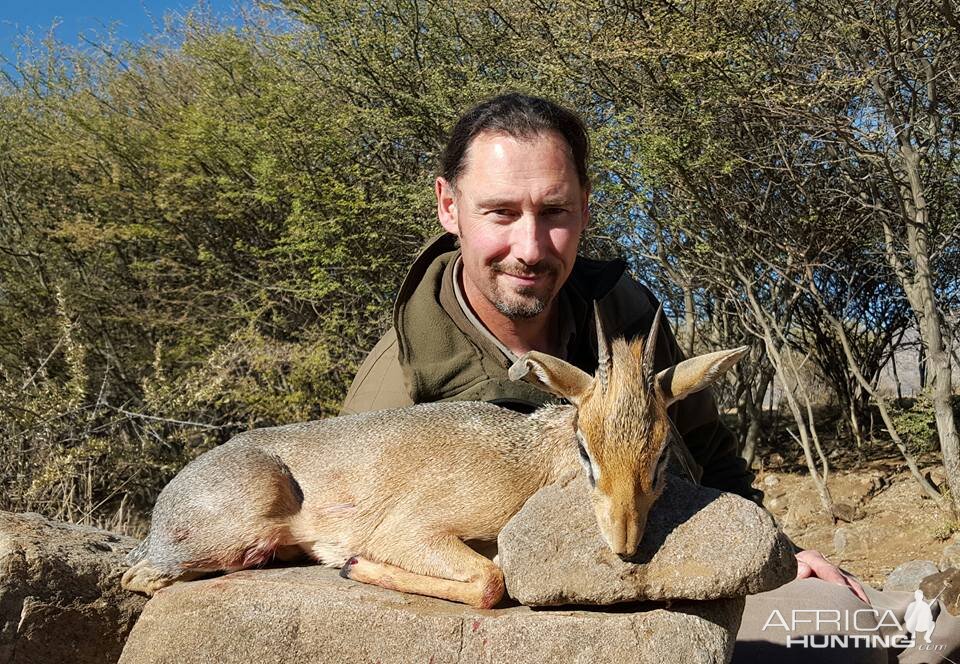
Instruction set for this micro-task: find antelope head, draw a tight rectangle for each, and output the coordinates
[509,304,748,558]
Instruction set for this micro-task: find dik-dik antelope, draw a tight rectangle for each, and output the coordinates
[122,307,747,608]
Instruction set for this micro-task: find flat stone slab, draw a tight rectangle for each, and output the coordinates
[498,473,796,605]
[0,511,146,664]
[119,566,744,664]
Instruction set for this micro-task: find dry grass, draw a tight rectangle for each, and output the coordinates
[0,295,226,536]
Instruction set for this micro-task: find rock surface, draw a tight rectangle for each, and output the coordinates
[920,567,960,616]
[883,559,940,592]
[0,510,146,664]
[119,566,744,664]
[833,527,850,554]
[941,543,960,571]
[498,473,796,606]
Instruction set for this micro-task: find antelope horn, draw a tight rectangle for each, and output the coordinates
[594,302,611,391]
[643,304,663,391]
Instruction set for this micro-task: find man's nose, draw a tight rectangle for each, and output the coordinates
[510,215,547,266]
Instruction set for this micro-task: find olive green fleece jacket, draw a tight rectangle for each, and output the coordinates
[341,234,762,504]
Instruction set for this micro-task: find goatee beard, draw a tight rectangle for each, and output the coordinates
[493,294,547,319]
[490,260,558,319]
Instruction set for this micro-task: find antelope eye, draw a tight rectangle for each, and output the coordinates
[576,431,596,488]
[653,447,670,484]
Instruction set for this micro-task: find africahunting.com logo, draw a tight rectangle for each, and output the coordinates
[762,592,947,656]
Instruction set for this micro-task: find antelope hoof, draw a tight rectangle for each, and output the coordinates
[340,556,359,579]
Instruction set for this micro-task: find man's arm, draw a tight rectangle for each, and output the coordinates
[340,328,414,416]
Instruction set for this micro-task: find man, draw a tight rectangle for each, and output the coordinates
[341,93,757,499]
[341,93,954,662]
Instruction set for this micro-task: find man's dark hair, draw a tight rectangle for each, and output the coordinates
[440,93,590,189]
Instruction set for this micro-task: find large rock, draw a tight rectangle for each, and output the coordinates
[920,567,960,616]
[498,473,796,606]
[0,511,147,664]
[120,566,743,664]
[941,542,960,571]
[883,559,940,592]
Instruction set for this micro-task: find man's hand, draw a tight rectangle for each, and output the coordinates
[796,549,870,604]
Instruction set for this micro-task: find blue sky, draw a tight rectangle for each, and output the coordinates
[1,1,236,68]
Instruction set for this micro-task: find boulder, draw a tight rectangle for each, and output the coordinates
[941,542,960,571]
[920,567,960,616]
[765,495,786,513]
[498,473,796,606]
[833,527,851,555]
[0,510,146,664]
[119,566,744,664]
[883,559,940,592]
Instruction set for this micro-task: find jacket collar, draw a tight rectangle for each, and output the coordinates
[393,233,629,403]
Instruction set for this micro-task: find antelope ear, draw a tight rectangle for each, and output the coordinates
[656,346,749,406]
[509,351,594,404]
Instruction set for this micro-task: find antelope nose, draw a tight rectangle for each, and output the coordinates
[616,542,639,561]
[607,534,636,558]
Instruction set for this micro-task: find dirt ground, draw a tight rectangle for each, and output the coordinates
[754,452,956,588]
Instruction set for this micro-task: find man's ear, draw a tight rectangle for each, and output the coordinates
[509,351,594,405]
[580,185,591,232]
[436,177,459,235]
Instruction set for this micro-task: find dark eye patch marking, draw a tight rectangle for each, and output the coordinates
[576,430,596,488]
[655,448,670,479]
[651,436,673,488]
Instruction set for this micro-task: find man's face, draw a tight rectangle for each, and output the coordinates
[436,130,590,320]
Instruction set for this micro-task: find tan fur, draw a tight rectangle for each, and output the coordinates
[121,318,747,609]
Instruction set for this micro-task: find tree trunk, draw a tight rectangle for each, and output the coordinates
[919,307,960,510]
[806,266,950,510]
[740,366,772,468]
[738,271,834,517]
[891,350,904,401]
[827,304,947,509]
[904,203,960,513]
[877,132,960,512]
[849,398,864,450]
[682,286,696,357]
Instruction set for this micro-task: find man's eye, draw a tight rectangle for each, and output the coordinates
[544,207,567,215]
